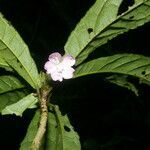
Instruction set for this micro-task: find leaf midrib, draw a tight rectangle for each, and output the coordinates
[54,106,64,150]
[74,66,150,83]
[0,21,38,88]
[76,1,146,58]
[94,0,107,30]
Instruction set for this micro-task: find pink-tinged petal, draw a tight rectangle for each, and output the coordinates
[44,53,76,81]
[48,52,62,64]
[44,61,56,74]
[62,67,75,79]
[51,72,63,82]
[62,54,75,67]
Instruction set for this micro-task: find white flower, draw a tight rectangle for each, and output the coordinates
[44,52,75,81]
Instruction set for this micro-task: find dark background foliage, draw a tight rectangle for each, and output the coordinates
[0,0,149,149]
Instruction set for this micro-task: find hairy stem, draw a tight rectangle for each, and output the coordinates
[31,86,52,150]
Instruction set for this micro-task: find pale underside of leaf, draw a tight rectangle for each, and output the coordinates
[106,75,138,96]
[46,105,81,150]
[0,13,41,89]
[1,93,38,116]
[0,90,26,112]
[74,54,150,83]
[65,0,150,65]
[0,75,24,94]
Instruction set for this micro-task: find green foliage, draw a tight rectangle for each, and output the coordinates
[0,13,41,89]
[0,90,26,112]
[0,75,24,94]
[46,105,81,150]
[106,75,138,96]
[20,105,81,150]
[75,54,150,82]
[1,93,38,116]
[0,57,12,71]
[65,0,150,65]
[20,111,40,150]
[0,0,150,149]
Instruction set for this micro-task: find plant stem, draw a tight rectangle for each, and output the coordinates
[31,86,52,150]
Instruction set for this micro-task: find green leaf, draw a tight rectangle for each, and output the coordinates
[2,93,38,116]
[0,90,26,112]
[74,54,150,83]
[64,0,150,65]
[139,78,150,86]
[106,75,138,96]
[20,110,40,150]
[0,13,41,89]
[46,105,81,150]
[0,57,12,71]
[0,75,24,94]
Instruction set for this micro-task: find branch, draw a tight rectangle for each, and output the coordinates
[31,86,52,150]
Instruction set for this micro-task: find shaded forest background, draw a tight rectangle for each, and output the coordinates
[0,0,150,149]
